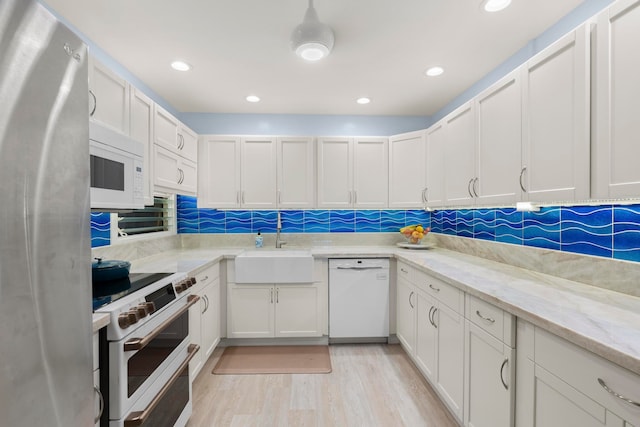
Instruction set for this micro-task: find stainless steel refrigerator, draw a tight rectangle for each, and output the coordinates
[0,0,94,425]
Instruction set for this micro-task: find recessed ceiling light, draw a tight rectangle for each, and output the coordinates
[356,97,371,105]
[482,0,511,12]
[246,95,260,103]
[425,66,444,77]
[170,60,191,71]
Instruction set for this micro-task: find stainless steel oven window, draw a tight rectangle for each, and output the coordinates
[127,310,189,397]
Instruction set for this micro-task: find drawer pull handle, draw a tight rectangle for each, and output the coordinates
[431,307,438,328]
[409,291,415,309]
[476,310,496,324]
[500,358,509,390]
[429,284,440,292]
[598,378,640,408]
[400,268,409,274]
[428,306,435,327]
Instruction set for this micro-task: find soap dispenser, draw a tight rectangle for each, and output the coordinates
[255,230,263,248]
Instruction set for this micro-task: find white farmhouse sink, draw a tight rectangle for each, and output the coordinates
[234,250,314,283]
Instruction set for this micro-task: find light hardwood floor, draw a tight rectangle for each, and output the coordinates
[188,344,459,427]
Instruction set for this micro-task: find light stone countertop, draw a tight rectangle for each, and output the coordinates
[103,244,640,376]
[92,312,110,333]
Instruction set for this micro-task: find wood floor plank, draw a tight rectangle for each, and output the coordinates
[188,344,459,427]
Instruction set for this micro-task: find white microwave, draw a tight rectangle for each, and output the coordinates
[89,122,144,211]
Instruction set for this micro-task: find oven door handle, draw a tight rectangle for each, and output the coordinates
[124,295,200,352]
[124,343,200,427]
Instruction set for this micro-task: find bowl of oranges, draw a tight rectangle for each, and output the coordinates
[399,224,430,244]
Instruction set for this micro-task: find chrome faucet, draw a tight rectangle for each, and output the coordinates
[276,211,286,248]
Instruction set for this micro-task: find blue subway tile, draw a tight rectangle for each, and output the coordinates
[613,205,640,261]
[90,212,111,248]
[561,206,612,257]
[281,210,304,233]
[381,210,405,232]
[442,210,457,235]
[330,210,355,232]
[524,207,561,250]
[176,194,197,209]
[406,210,430,228]
[226,210,252,233]
[474,209,496,241]
[199,209,225,233]
[356,210,381,232]
[495,208,523,245]
[305,210,330,233]
[430,211,444,234]
[252,210,277,233]
[457,210,474,238]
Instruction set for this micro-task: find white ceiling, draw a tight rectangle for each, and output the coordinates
[44,0,584,116]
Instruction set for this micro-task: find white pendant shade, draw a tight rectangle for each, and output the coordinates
[291,0,334,61]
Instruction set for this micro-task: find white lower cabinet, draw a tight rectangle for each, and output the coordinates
[516,320,640,427]
[227,283,322,339]
[93,331,102,427]
[189,263,220,380]
[396,275,416,355]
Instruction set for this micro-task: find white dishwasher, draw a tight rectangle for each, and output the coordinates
[329,258,390,341]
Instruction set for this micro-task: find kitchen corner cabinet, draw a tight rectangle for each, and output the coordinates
[464,295,515,427]
[153,105,197,162]
[475,70,523,206]
[444,102,477,207]
[198,136,277,209]
[425,124,446,207]
[129,88,154,206]
[317,137,388,208]
[227,283,322,338]
[277,137,316,209]
[189,263,220,380]
[521,23,590,203]
[516,320,640,427]
[88,56,130,135]
[153,145,197,195]
[593,0,640,199]
[389,131,427,209]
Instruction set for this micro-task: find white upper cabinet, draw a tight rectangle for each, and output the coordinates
[521,24,590,202]
[475,71,523,206]
[353,137,389,208]
[153,105,197,163]
[593,0,640,199]
[276,137,316,209]
[88,56,130,135]
[444,102,477,206]
[317,137,388,208]
[129,88,154,205]
[241,136,278,209]
[198,136,241,209]
[198,136,277,209]
[389,130,427,209]
[153,145,197,195]
[317,137,353,208]
[425,123,446,208]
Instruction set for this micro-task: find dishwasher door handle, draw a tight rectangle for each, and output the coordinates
[335,266,384,270]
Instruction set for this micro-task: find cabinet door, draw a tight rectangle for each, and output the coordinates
[201,278,220,359]
[198,136,241,209]
[594,0,640,199]
[435,303,464,422]
[425,123,446,207]
[178,124,198,162]
[153,105,180,153]
[241,137,277,209]
[396,278,416,355]
[275,284,321,337]
[475,71,522,206]
[522,25,590,202]
[277,137,315,209]
[465,321,514,427]
[389,131,426,208]
[353,137,388,208]
[445,102,477,206]
[178,158,197,196]
[415,291,437,382]
[188,284,205,379]
[317,137,353,208]
[153,145,180,191]
[129,88,154,205]
[227,284,274,338]
[89,57,130,135]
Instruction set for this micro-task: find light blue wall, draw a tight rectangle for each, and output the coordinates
[180,113,430,137]
[431,0,614,122]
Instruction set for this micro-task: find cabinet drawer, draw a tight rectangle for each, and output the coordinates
[466,294,514,346]
[534,327,640,422]
[415,270,463,313]
[397,261,414,283]
[196,263,220,285]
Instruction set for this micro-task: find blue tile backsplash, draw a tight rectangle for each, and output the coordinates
[89,195,640,265]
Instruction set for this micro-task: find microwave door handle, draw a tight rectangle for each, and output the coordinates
[124,344,200,427]
[124,295,199,351]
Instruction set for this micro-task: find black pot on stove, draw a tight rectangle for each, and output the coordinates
[92,257,131,283]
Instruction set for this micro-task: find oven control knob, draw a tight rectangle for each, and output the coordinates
[127,310,139,324]
[117,311,138,329]
[176,281,188,293]
[135,305,148,318]
[189,277,197,286]
[144,302,156,314]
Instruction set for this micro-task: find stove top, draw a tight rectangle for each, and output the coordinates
[92,272,174,311]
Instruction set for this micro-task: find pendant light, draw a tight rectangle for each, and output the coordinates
[290,0,335,61]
